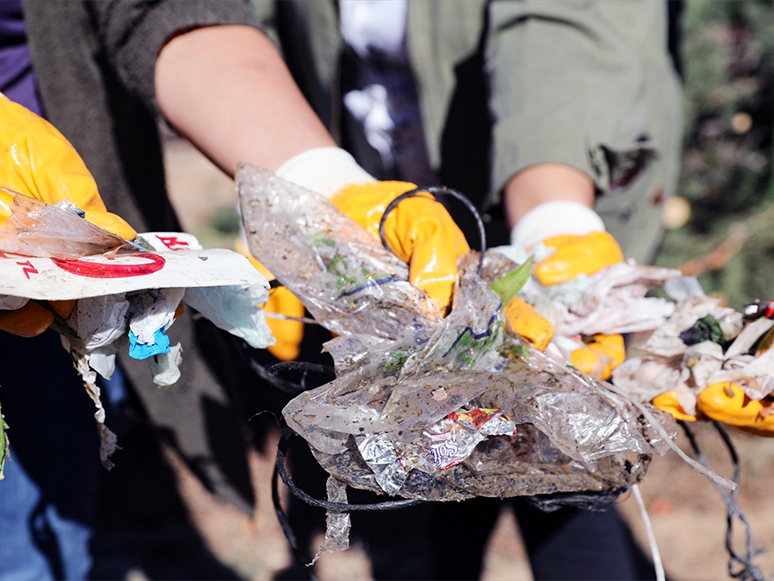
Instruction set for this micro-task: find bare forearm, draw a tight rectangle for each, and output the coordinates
[503,163,595,228]
[155,25,335,176]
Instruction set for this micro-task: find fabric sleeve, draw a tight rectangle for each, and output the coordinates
[89,0,263,113]
[484,0,681,202]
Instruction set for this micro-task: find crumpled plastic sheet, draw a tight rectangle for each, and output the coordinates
[184,284,272,349]
[127,287,184,357]
[149,343,183,387]
[310,476,351,565]
[0,193,134,258]
[238,165,675,508]
[236,164,441,341]
[61,337,119,469]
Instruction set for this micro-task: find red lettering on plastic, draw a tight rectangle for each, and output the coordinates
[156,236,189,250]
[52,253,166,278]
[16,260,38,280]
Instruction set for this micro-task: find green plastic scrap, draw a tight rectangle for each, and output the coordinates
[679,315,725,346]
[489,256,534,306]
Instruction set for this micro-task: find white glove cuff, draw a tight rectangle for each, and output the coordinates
[275,147,375,198]
[510,201,605,250]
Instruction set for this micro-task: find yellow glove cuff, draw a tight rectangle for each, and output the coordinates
[652,390,698,422]
[570,334,625,380]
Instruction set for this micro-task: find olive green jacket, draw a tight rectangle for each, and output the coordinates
[253,0,683,261]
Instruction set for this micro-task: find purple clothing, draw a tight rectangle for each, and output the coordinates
[0,0,42,115]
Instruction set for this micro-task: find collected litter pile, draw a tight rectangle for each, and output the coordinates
[615,291,774,435]
[237,165,741,565]
[0,193,273,475]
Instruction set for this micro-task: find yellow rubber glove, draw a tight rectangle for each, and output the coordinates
[532,231,625,380]
[0,93,136,240]
[234,236,304,361]
[696,382,774,437]
[0,300,76,338]
[0,94,135,338]
[534,232,624,286]
[503,296,554,350]
[569,333,625,381]
[652,390,699,422]
[330,181,469,312]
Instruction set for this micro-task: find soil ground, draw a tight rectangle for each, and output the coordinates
[157,139,774,581]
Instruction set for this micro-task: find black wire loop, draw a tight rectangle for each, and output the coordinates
[678,421,766,581]
[274,425,424,513]
[378,186,487,277]
[271,425,424,578]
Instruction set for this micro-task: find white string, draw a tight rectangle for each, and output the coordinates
[603,382,737,491]
[632,484,665,581]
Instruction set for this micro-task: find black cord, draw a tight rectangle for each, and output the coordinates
[271,425,424,577]
[378,186,487,277]
[678,421,766,581]
[274,425,424,512]
[268,361,337,392]
[231,335,329,396]
[272,455,318,580]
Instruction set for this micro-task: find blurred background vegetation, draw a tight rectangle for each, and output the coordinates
[659,0,774,306]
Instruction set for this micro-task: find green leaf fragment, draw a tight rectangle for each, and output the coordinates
[679,315,724,346]
[489,256,534,306]
[34,300,79,339]
[499,343,530,364]
[384,351,409,373]
[0,400,8,480]
[309,232,336,248]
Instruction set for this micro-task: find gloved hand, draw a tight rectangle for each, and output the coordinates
[329,181,469,311]
[696,382,774,437]
[511,201,625,380]
[502,296,554,351]
[0,93,135,338]
[276,147,469,312]
[234,235,304,361]
[0,94,136,239]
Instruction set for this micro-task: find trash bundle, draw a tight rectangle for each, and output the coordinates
[614,285,774,436]
[0,194,273,476]
[237,164,682,507]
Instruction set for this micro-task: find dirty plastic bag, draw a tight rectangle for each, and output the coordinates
[0,193,134,258]
[184,284,273,349]
[127,288,185,360]
[237,163,440,341]
[238,164,674,504]
[283,269,670,502]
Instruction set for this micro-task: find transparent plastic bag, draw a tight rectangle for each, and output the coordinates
[237,164,440,341]
[0,193,133,258]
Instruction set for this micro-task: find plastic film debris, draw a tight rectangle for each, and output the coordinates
[0,193,134,258]
[237,164,676,506]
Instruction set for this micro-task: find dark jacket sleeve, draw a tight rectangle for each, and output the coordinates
[485,0,682,199]
[89,0,263,112]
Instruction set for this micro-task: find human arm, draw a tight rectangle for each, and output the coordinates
[484,1,681,377]
[486,0,680,208]
[155,25,336,176]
